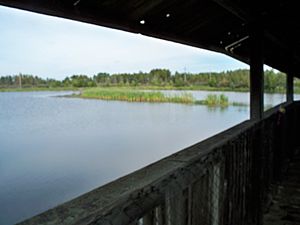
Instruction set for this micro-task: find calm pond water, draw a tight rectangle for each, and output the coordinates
[0,90,296,224]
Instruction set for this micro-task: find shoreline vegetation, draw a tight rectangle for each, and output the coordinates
[73,88,247,107]
[0,68,298,106]
[0,85,250,93]
[1,68,300,94]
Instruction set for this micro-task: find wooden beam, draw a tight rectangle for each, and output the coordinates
[250,24,264,120]
[287,73,294,102]
[211,0,300,75]
[211,0,249,21]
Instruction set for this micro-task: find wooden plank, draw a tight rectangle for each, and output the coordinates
[143,211,154,225]
[155,205,166,225]
[211,163,221,225]
[165,186,188,225]
[191,175,210,225]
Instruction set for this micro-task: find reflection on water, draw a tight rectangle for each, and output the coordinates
[160,89,291,107]
[0,90,297,224]
[205,106,228,113]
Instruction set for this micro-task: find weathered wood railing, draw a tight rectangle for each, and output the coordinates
[18,102,300,225]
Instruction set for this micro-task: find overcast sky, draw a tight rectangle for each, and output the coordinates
[0,5,248,80]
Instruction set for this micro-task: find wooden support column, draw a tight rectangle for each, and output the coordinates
[287,73,294,102]
[250,24,264,120]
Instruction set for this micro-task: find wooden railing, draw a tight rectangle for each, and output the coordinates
[18,102,300,225]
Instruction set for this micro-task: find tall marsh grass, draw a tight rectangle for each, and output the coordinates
[80,88,195,104]
[78,88,246,107]
[196,94,229,107]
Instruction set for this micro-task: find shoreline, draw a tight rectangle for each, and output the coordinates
[0,86,292,108]
[0,87,77,92]
[0,85,297,94]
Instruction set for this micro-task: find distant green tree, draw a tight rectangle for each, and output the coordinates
[93,73,109,85]
[70,75,96,87]
[62,77,72,87]
[264,70,286,92]
[0,68,289,92]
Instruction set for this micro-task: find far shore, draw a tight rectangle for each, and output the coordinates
[0,87,77,92]
[1,85,298,94]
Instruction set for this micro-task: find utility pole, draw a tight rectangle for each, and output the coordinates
[19,73,22,89]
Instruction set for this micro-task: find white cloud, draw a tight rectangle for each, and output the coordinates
[0,5,248,79]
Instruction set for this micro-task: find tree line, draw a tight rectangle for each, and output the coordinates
[0,69,298,92]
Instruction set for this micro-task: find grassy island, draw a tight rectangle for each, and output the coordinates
[75,88,245,107]
[79,88,195,104]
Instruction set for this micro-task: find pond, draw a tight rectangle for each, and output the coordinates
[0,90,295,224]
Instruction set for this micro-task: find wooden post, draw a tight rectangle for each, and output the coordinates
[250,24,264,120]
[287,73,294,102]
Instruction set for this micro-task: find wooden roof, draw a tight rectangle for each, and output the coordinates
[1,0,299,76]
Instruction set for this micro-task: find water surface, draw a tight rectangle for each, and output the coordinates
[0,90,295,224]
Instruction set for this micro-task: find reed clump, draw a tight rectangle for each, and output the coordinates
[196,94,229,107]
